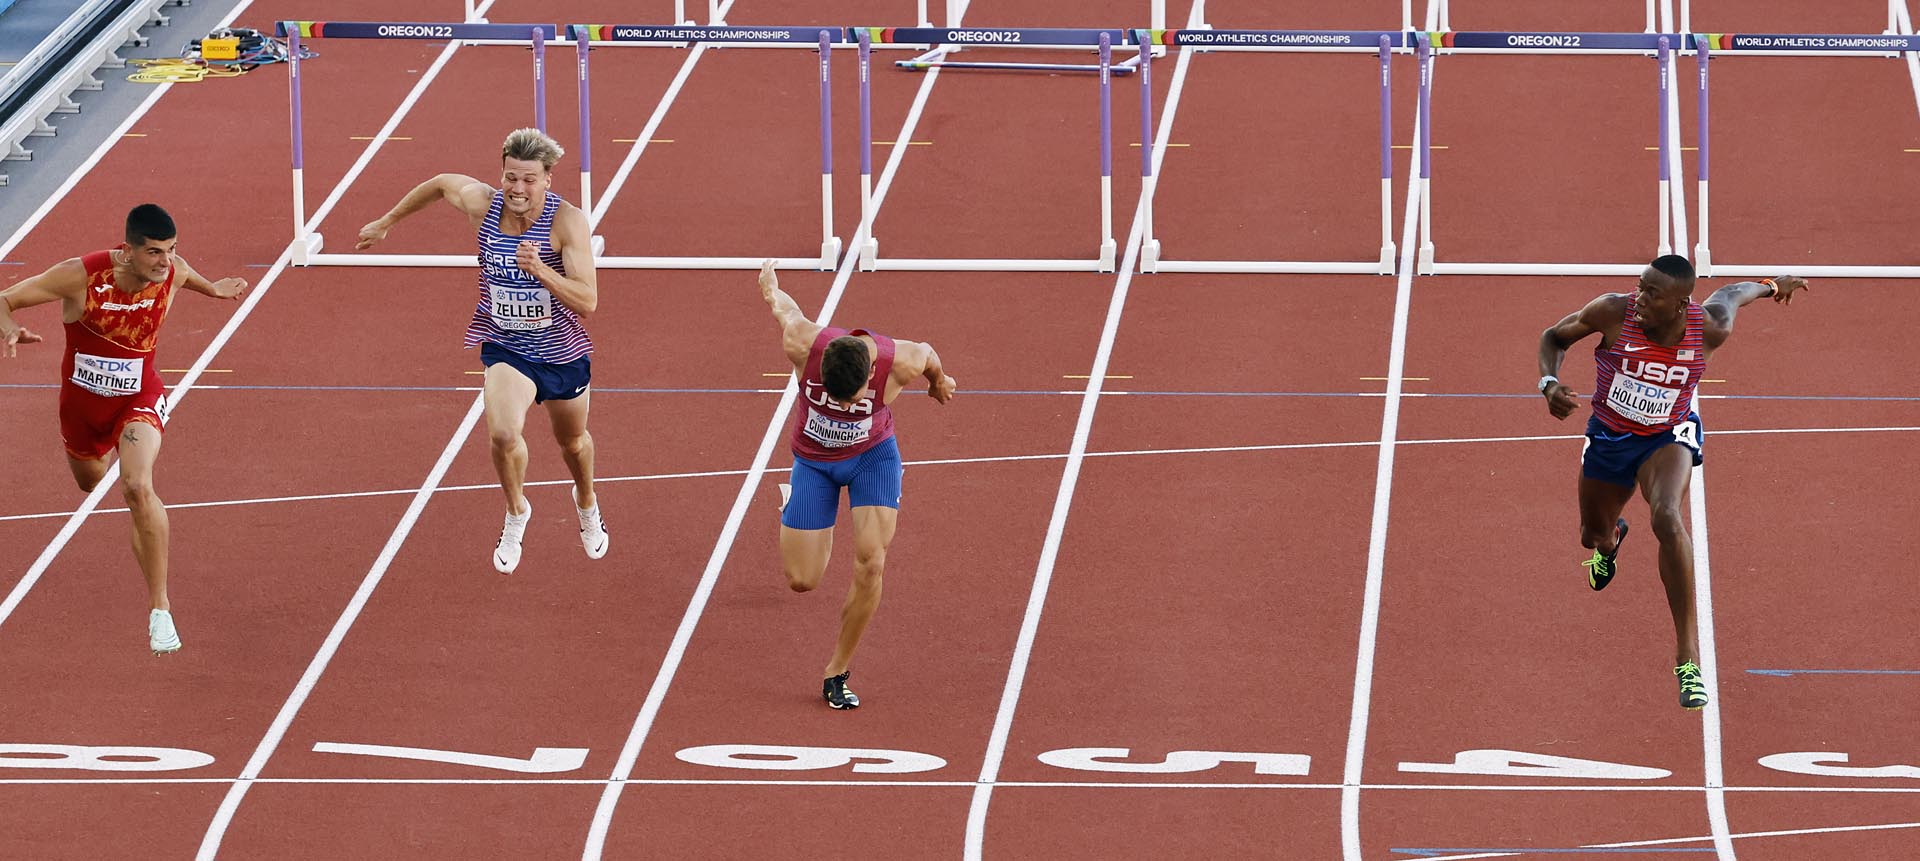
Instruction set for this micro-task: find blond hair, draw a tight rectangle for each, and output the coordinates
[501,128,564,170]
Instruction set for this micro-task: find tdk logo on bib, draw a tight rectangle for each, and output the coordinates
[71,353,144,397]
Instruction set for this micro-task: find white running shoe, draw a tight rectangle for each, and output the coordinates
[149,609,181,655]
[578,504,609,559]
[494,503,532,574]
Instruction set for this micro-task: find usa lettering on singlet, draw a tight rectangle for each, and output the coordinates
[463,190,592,364]
[790,327,897,462]
[64,249,174,398]
[1592,297,1708,433]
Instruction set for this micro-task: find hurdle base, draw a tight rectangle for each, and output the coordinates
[591,234,606,256]
[1417,242,1435,275]
[860,237,879,272]
[820,236,842,271]
[289,232,324,266]
[1378,242,1397,275]
[1139,239,1161,273]
[1694,244,1712,278]
[1098,238,1117,273]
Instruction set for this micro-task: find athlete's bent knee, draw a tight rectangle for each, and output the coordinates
[121,476,159,509]
[1650,503,1687,542]
[785,563,822,593]
[488,426,522,452]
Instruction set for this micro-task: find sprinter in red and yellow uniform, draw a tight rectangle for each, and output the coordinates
[1,204,248,655]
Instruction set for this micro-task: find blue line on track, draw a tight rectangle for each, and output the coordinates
[1394,850,1715,857]
[2,384,1919,402]
[1747,668,1920,677]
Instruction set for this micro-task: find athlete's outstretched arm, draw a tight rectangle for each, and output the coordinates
[0,259,83,357]
[171,255,248,301]
[356,174,492,249]
[759,260,820,367]
[1703,276,1807,351]
[910,341,956,404]
[1538,294,1626,420]
[518,204,597,317]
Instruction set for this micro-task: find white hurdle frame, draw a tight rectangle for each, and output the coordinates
[1415,30,1685,276]
[1136,29,1405,275]
[1690,25,1920,278]
[857,27,1126,273]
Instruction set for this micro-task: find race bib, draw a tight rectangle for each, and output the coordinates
[489,284,553,331]
[1604,373,1680,425]
[70,353,144,397]
[804,408,872,448]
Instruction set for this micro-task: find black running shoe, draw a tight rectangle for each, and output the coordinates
[1583,518,1630,591]
[823,671,860,709]
[1675,662,1709,710]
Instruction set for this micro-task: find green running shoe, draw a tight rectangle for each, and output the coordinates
[1675,662,1709,710]
[1582,518,1630,591]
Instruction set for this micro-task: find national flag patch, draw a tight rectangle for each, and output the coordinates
[1677,349,1696,360]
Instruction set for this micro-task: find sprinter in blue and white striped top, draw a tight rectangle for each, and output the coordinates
[357,128,609,575]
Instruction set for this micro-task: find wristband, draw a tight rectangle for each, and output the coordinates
[1759,278,1778,297]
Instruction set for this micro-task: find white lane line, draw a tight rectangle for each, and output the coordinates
[192,394,486,859]
[962,1,1205,855]
[578,7,952,859]
[9,425,1915,525]
[1340,27,1433,861]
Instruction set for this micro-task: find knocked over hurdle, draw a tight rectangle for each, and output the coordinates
[856,27,1130,273]
[1133,29,1406,275]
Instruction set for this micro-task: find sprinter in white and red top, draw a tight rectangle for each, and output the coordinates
[358,128,608,576]
[761,261,956,710]
[1540,255,1808,710]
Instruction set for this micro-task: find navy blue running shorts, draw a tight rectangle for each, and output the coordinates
[481,341,591,403]
[1582,411,1703,488]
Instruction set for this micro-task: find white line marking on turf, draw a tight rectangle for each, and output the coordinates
[193,395,485,859]
[964,2,1205,855]
[1340,28,1432,861]
[579,4,947,857]
[7,425,1915,525]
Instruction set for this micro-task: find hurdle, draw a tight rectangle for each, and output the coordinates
[1689,31,1920,278]
[571,24,849,270]
[277,21,560,267]
[1427,0,1665,37]
[1132,29,1405,274]
[855,27,1128,272]
[1414,31,1686,276]
[894,0,1165,74]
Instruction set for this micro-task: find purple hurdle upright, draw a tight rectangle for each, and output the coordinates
[533,27,547,131]
[1378,34,1395,271]
[1694,37,1712,271]
[575,25,593,216]
[857,28,875,267]
[1098,32,1116,271]
[818,29,839,266]
[1416,31,1434,271]
[1657,36,1671,256]
[289,30,309,261]
[1139,37,1158,269]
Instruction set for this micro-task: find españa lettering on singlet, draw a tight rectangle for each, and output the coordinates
[62,249,175,397]
[463,190,592,363]
[1592,296,1708,433]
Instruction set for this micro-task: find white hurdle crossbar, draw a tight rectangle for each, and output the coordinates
[1135,28,1407,275]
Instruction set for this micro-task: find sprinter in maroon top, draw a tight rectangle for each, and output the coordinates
[1539,255,1808,710]
[761,261,956,709]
